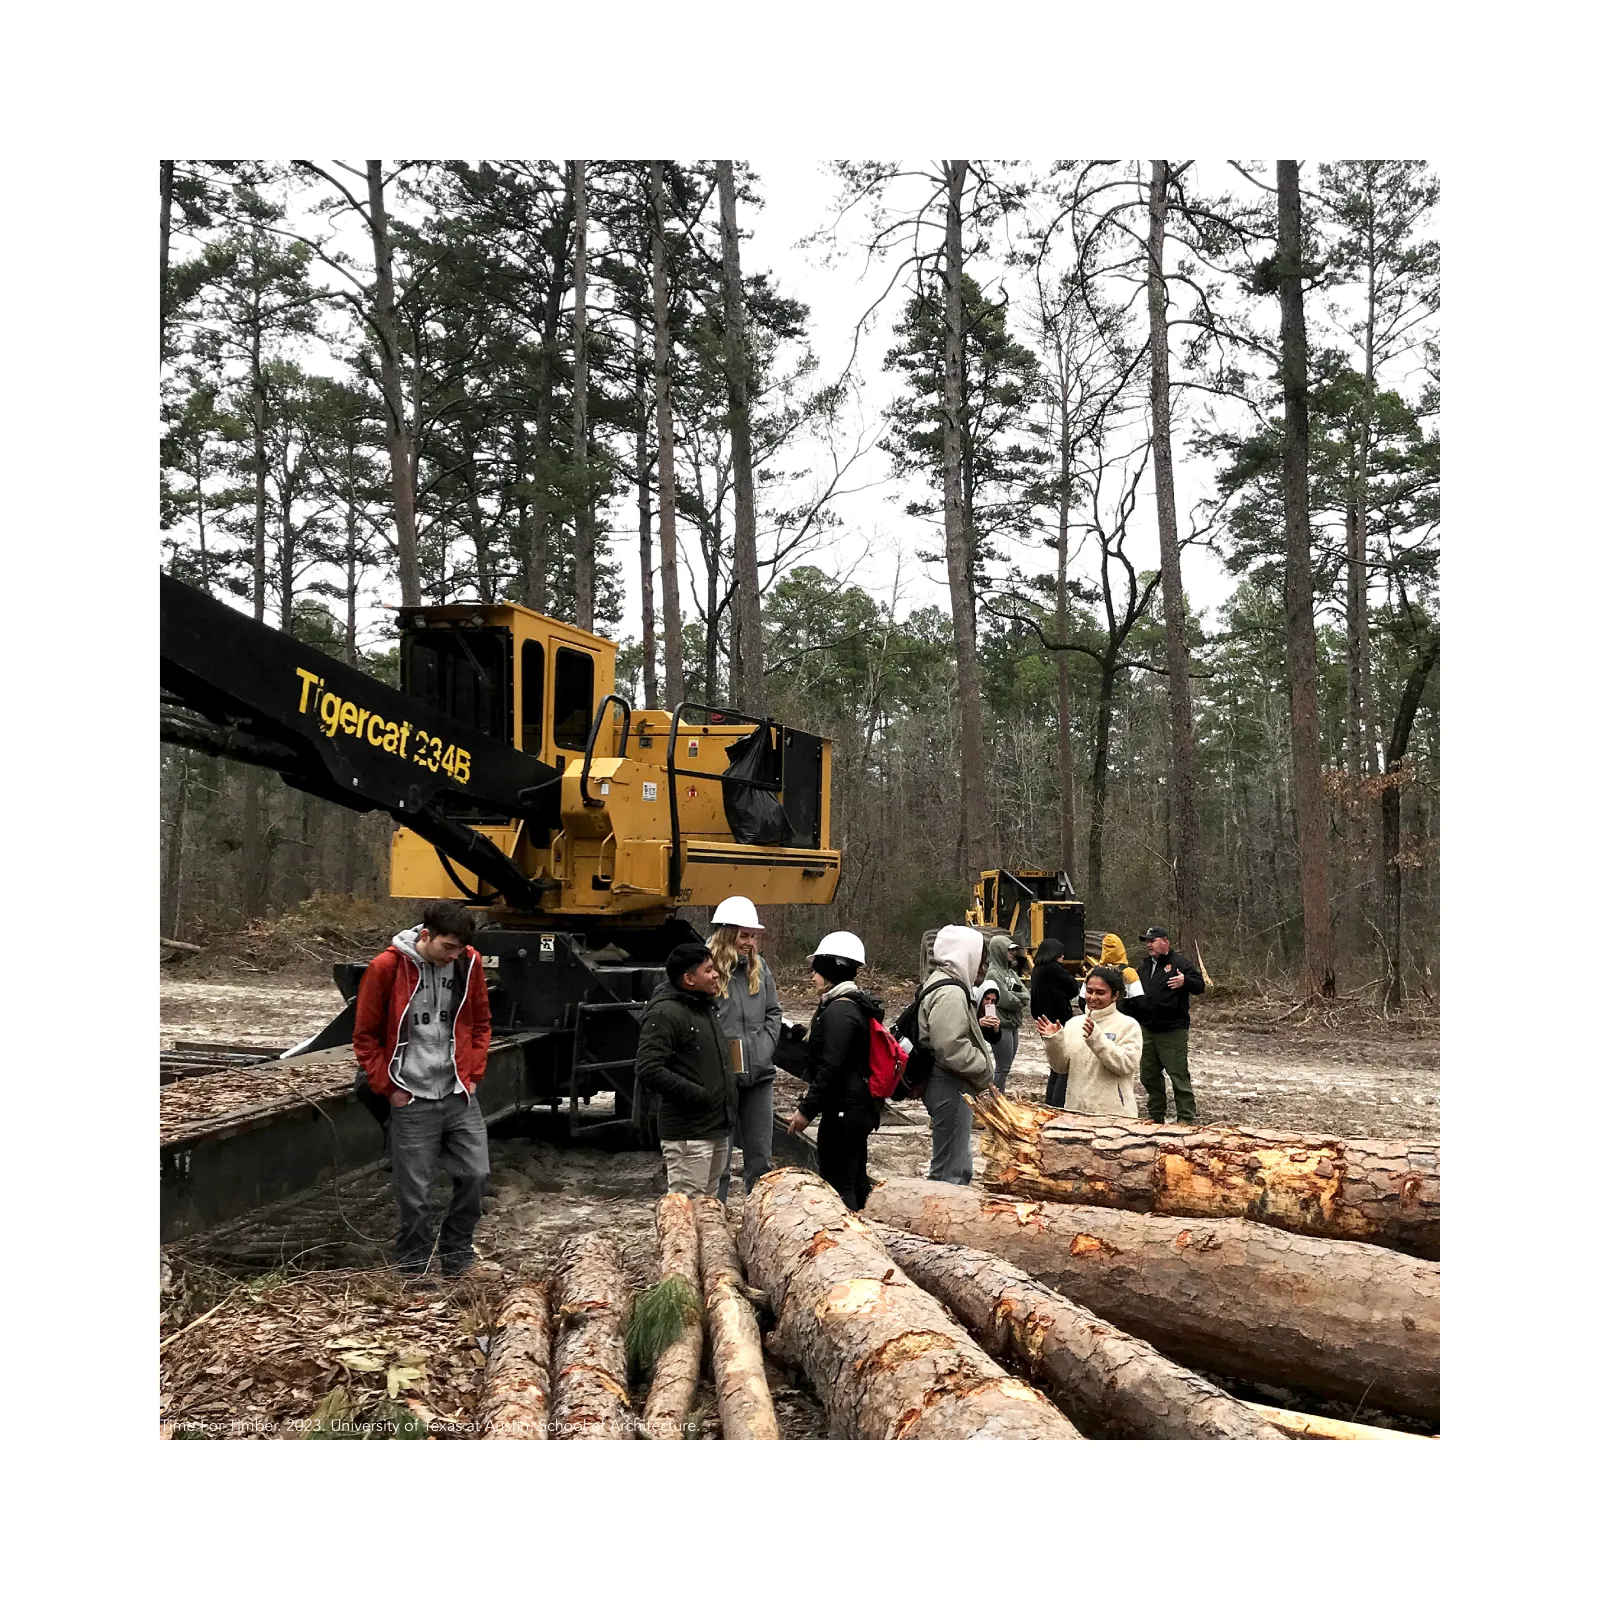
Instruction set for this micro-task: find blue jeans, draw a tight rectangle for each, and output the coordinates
[924,1067,974,1185]
[990,1027,1019,1094]
[389,1093,490,1273]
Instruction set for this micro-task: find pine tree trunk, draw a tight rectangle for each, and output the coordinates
[1383,636,1439,1009]
[864,1177,1438,1424]
[941,160,988,886]
[739,1169,1080,1439]
[160,160,174,364]
[366,162,421,608]
[1086,659,1114,900]
[651,161,685,706]
[549,1233,635,1439]
[642,1194,704,1440]
[479,1281,552,1440]
[718,160,765,715]
[692,1197,780,1440]
[525,193,572,614]
[1056,392,1076,877]
[569,160,594,632]
[1146,161,1201,951]
[163,753,190,940]
[250,313,267,625]
[872,1224,1281,1438]
[633,316,658,706]
[970,1095,1439,1257]
[1276,160,1337,998]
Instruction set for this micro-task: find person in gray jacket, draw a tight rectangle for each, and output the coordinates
[920,924,994,1185]
[708,896,784,1202]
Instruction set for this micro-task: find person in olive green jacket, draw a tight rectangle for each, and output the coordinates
[978,933,1029,1094]
[633,943,739,1196]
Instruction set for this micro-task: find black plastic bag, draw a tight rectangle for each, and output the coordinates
[721,723,794,845]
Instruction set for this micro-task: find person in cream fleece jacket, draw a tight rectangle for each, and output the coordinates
[1035,963,1143,1117]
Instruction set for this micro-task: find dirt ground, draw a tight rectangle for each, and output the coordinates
[160,969,1438,1439]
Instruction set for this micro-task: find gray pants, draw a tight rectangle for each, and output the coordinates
[718,1078,775,1203]
[662,1138,730,1197]
[389,1092,490,1274]
[924,1067,974,1185]
[990,1027,1019,1094]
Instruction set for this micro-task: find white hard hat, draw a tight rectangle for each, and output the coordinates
[812,930,866,966]
[711,895,763,930]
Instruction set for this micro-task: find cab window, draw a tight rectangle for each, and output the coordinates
[520,641,545,754]
[553,648,595,751]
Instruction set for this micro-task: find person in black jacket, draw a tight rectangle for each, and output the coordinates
[1029,938,1081,1109]
[785,931,880,1211]
[1133,925,1206,1123]
[633,943,739,1195]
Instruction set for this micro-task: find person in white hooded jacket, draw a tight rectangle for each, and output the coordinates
[1035,964,1143,1117]
[919,924,994,1184]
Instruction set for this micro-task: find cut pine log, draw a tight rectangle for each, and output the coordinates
[1246,1402,1435,1441]
[863,1178,1439,1425]
[971,1094,1440,1258]
[642,1195,705,1440]
[872,1223,1281,1439]
[550,1233,635,1440]
[692,1197,780,1440]
[478,1281,552,1440]
[739,1169,1081,1439]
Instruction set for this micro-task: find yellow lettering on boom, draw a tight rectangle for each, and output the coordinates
[367,716,387,747]
[295,667,319,713]
[319,692,341,737]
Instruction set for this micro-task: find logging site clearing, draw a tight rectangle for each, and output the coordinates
[160,926,1439,1442]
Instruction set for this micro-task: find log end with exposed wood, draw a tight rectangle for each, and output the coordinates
[739,1169,1080,1440]
[970,1092,1440,1259]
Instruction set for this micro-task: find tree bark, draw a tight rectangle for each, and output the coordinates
[940,160,988,886]
[970,1095,1440,1258]
[163,753,190,940]
[1383,635,1439,1008]
[366,161,421,608]
[633,316,658,706]
[739,1169,1080,1439]
[718,160,765,716]
[1055,393,1076,878]
[1085,660,1115,900]
[549,1232,635,1439]
[642,1194,704,1441]
[1276,159,1337,997]
[479,1280,552,1440]
[1146,161,1201,952]
[569,160,595,632]
[651,162,685,706]
[525,190,573,613]
[873,1223,1281,1439]
[863,1177,1438,1424]
[692,1197,781,1440]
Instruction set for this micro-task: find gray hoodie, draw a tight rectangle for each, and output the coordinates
[389,926,462,1099]
[714,955,784,1088]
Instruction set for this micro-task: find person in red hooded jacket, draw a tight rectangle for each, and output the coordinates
[353,900,493,1278]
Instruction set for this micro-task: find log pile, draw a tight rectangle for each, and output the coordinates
[641,1195,705,1440]
[971,1093,1440,1258]
[872,1223,1281,1439]
[863,1178,1439,1425]
[479,1281,552,1440]
[740,1169,1081,1439]
[549,1233,636,1439]
[693,1197,781,1439]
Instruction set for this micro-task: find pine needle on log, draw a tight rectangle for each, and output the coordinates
[479,1281,552,1440]
[641,1193,705,1440]
[864,1177,1439,1425]
[739,1170,1080,1439]
[693,1196,780,1440]
[872,1223,1281,1439]
[550,1233,636,1440]
[969,1093,1440,1259]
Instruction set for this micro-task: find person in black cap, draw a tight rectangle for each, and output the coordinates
[1133,926,1205,1123]
[632,942,739,1194]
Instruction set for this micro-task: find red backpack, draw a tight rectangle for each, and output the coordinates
[864,1015,911,1100]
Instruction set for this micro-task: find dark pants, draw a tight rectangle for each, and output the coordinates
[1139,1029,1196,1123]
[389,1093,491,1273]
[924,1067,975,1185]
[1045,1070,1069,1109]
[718,1077,775,1203]
[990,1027,1019,1094]
[816,1101,878,1211]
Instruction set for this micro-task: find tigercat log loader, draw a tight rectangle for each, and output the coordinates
[918,867,1105,979]
[160,573,841,1145]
